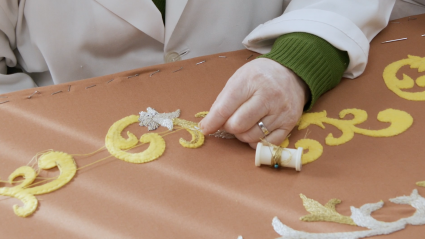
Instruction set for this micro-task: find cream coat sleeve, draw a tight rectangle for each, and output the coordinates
[0,1,36,94]
[242,0,396,79]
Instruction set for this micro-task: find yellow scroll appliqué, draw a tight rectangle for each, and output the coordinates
[298,108,413,146]
[383,55,425,100]
[0,151,77,217]
[299,194,356,226]
[173,118,205,148]
[105,113,206,163]
[280,138,323,165]
[105,115,166,163]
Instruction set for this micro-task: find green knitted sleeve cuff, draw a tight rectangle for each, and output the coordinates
[259,32,349,111]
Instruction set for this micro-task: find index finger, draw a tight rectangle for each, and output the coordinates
[199,79,250,135]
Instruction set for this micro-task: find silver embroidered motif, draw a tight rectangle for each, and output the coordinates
[139,107,180,131]
[272,189,425,239]
[209,130,235,139]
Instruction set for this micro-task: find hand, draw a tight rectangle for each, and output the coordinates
[199,58,310,148]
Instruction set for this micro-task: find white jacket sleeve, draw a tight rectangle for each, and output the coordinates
[0,1,36,94]
[242,0,396,79]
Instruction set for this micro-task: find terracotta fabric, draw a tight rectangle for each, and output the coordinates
[0,14,424,239]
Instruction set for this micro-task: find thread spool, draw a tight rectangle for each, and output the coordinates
[255,143,302,171]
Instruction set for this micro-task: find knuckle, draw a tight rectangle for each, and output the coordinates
[235,132,258,144]
[269,88,283,99]
[224,120,245,134]
[215,104,233,120]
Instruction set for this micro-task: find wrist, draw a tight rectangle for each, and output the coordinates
[259,32,349,111]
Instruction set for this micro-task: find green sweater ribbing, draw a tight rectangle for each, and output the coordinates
[260,33,349,110]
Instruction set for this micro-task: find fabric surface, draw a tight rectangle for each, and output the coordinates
[0,14,425,239]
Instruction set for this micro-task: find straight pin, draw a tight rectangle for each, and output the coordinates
[422,34,425,37]
[0,100,9,104]
[196,60,206,65]
[246,54,253,60]
[176,50,189,61]
[150,70,160,77]
[381,38,407,44]
[219,56,227,58]
[127,74,139,79]
[180,50,189,56]
[107,79,114,83]
[52,91,63,95]
[85,85,96,89]
[27,91,40,99]
[173,67,183,73]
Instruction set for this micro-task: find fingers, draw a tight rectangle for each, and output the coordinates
[247,129,289,149]
[223,94,269,134]
[233,114,278,143]
[199,58,307,149]
[235,112,289,145]
[199,72,250,135]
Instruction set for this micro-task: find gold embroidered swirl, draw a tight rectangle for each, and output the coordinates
[0,151,77,217]
[280,138,323,165]
[298,108,413,146]
[105,115,166,163]
[383,55,425,100]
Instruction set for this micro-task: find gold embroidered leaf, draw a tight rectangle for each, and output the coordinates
[299,194,356,226]
[416,181,425,187]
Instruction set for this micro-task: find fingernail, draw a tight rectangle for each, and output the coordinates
[198,121,205,134]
